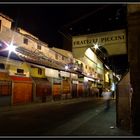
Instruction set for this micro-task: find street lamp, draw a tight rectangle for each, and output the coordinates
[6,42,16,54]
[65,65,69,70]
[0,40,17,53]
[94,44,99,50]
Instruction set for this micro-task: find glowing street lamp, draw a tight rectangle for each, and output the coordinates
[0,40,17,53]
[6,42,16,53]
[94,44,99,50]
[65,65,69,70]
[92,42,105,52]
[2,40,18,59]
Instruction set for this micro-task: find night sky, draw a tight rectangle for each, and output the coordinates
[0,4,126,48]
[0,4,102,48]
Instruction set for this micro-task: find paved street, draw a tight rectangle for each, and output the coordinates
[0,97,132,137]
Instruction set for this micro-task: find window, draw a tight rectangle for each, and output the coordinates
[15,69,25,76]
[17,69,24,74]
[23,38,28,45]
[62,56,64,61]
[37,45,41,50]
[85,65,87,69]
[38,68,42,75]
[55,54,58,60]
[0,63,5,69]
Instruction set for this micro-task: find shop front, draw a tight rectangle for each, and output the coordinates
[53,78,61,100]
[60,71,71,99]
[11,76,33,105]
[45,67,61,101]
[71,73,78,98]
[0,71,12,106]
[32,77,52,103]
[84,76,96,97]
[77,81,84,97]
[30,65,52,102]
[61,78,71,99]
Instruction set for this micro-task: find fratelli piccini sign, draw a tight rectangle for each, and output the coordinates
[72,29,126,56]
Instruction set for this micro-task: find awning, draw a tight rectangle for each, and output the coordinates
[32,77,50,84]
[10,76,32,83]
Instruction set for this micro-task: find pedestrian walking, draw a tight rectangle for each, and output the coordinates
[102,88,112,110]
[110,82,116,99]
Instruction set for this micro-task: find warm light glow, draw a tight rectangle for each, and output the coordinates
[84,77,88,82]
[105,64,110,70]
[94,44,99,50]
[105,72,109,82]
[5,40,17,54]
[116,74,121,81]
[85,48,97,61]
[92,42,104,52]
[7,43,16,53]
[87,73,90,76]
[84,77,95,82]
[65,65,69,70]
[92,42,100,50]
[2,40,18,62]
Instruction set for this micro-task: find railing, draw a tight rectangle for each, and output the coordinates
[15,47,67,71]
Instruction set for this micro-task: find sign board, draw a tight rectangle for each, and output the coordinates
[72,80,79,84]
[71,73,78,79]
[45,67,59,78]
[72,29,126,56]
[60,71,70,77]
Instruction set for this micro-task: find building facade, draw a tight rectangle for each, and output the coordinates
[0,13,115,106]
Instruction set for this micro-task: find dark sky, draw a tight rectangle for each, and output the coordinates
[0,4,126,48]
[0,4,101,48]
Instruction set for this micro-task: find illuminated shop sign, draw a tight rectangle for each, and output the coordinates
[72,80,79,84]
[60,71,70,77]
[72,29,126,55]
[73,35,125,46]
[45,67,59,78]
[71,73,78,79]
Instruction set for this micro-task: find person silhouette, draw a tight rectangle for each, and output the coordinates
[102,88,112,110]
